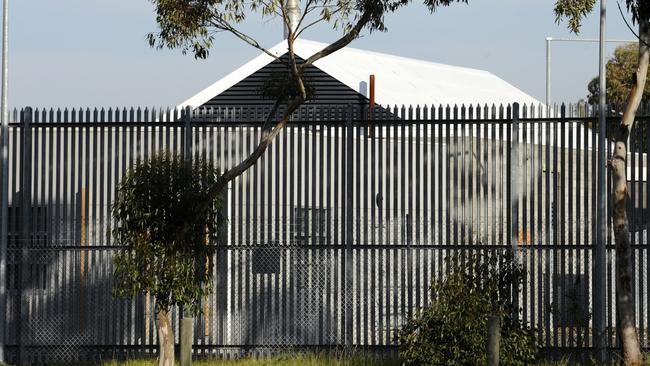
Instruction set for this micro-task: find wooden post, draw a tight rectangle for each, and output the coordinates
[180,317,193,366]
[145,292,151,342]
[487,315,501,366]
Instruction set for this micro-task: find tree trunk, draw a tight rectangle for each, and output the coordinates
[157,308,175,366]
[611,17,650,366]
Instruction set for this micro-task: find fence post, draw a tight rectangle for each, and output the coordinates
[18,107,32,365]
[345,104,354,347]
[508,103,521,319]
[0,107,8,364]
[183,106,193,160]
[180,105,194,366]
[510,103,520,255]
[487,315,501,366]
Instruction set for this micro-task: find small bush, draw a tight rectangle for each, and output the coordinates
[399,250,537,366]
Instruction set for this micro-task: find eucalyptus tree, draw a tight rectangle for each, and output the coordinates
[587,43,650,105]
[144,0,469,363]
[147,0,469,194]
[112,153,225,366]
[555,1,650,364]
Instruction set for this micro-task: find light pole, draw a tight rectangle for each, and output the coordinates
[0,0,8,363]
[595,0,608,363]
[545,36,635,109]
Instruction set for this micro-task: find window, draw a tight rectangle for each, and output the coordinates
[293,207,329,242]
[7,205,49,290]
[553,273,589,328]
[8,205,48,247]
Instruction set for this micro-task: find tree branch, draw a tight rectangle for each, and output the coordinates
[217,95,304,190]
[208,18,282,61]
[294,6,347,39]
[280,1,307,101]
[295,0,317,32]
[279,0,293,38]
[300,10,372,70]
[617,1,650,48]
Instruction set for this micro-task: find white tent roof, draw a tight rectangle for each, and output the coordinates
[180,38,541,108]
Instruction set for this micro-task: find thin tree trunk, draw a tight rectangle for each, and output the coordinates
[610,17,650,366]
[157,308,175,366]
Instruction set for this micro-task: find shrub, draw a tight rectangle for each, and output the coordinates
[399,250,537,366]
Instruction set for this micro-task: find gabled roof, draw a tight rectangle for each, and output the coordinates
[180,38,541,108]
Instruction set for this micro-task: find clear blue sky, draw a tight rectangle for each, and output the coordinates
[8,0,640,108]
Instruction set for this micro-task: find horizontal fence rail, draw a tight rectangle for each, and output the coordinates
[1,102,650,363]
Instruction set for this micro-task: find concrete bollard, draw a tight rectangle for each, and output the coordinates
[487,315,501,366]
[180,317,194,366]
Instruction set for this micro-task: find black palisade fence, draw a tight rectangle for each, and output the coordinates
[1,102,650,363]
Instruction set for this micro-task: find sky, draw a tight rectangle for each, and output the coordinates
[8,0,642,109]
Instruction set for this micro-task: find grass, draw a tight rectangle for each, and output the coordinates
[100,352,401,366]
[98,352,650,366]
[535,355,650,366]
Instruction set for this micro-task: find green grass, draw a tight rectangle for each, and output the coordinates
[100,352,400,366]
[101,352,650,366]
[535,355,650,366]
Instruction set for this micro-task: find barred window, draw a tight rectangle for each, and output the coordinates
[553,273,589,328]
[293,207,329,242]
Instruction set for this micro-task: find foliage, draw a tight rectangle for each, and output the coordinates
[554,0,596,33]
[587,43,650,105]
[399,251,537,366]
[144,0,474,218]
[582,44,650,154]
[146,0,469,60]
[111,152,225,314]
[554,0,648,34]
